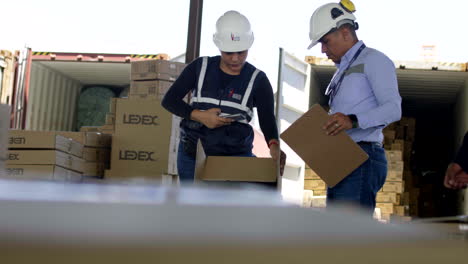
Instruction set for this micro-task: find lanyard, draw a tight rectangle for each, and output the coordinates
[325,43,366,104]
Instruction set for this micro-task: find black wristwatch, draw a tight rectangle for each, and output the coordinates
[348,114,358,128]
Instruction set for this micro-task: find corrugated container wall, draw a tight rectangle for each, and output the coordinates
[25,62,81,131]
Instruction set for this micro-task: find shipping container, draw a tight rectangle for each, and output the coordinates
[0,49,169,131]
[0,50,16,109]
[306,56,468,216]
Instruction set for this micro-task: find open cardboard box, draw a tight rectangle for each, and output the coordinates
[194,141,277,183]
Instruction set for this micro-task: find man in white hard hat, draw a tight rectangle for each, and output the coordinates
[162,10,286,184]
[308,1,402,214]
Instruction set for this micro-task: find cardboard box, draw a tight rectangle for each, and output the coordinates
[57,131,111,148]
[376,192,400,204]
[104,169,168,183]
[380,213,391,221]
[382,181,404,193]
[394,205,407,216]
[83,147,110,162]
[383,129,396,141]
[388,161,404,172]
[8,130,71,152]
[69,154,85,173]
[387,170,403,181]
[393,139,405,150]
[131,60,185,81]
[7,149,69,167]
[69,140,84,158]
[99,124,115,133]
[310,196,327,208]
[86,132,112,147]
[194,141,276,182]
[110,98,176,176]
[129,80,173,100]
[105,113,115,125]
[385,150,402,162]
[4,164,82,182]
[280,104,368,187]
[391,142,403,151]
[395,126,405,140]
[109,98,117,114]
[6,149,84,173]
[386,123,397,130]
[304,179,327,190]
[82,161,106,176]
[79,126,100,132]
[11,131,84,158]
[376,203,394,214]
[313,190,327,196]
[304,168,320,180]
[110,137,171,176]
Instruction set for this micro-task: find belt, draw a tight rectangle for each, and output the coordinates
[357,141,382,147]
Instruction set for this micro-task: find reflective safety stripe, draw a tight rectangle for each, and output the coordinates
[241,69,260,107]
[192,56,260,121]
[191,97,253,118]
[197,57,208,102]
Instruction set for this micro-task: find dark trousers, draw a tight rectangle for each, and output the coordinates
[326,142,387,215]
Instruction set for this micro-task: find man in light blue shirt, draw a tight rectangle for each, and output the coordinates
[308,1,401,214]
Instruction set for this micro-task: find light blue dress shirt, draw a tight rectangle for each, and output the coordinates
[328,40,402,143]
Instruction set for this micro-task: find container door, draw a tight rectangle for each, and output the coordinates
[12,48,32,129]
[276,48,311,205]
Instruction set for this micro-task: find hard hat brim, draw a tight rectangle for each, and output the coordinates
[307,40,318,50]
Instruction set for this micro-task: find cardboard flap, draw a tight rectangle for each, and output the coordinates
[280,104,369,187]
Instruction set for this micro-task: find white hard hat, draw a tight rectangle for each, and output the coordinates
[213,10,254,52]
[308,2,357,49]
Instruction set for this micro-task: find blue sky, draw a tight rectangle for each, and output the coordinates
[3,0,467,85]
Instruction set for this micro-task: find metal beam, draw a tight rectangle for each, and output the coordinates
[185,0,203,64]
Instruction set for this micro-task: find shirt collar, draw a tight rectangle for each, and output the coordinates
[336,40,364,68]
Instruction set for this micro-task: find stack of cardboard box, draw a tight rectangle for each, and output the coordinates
[104,59,185,183]
[303,165,327,208]
[375,149,408,222]
[129,59,185,101]
[377,117,417,222]
[56,131,111,178]
[5,131,85,181]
